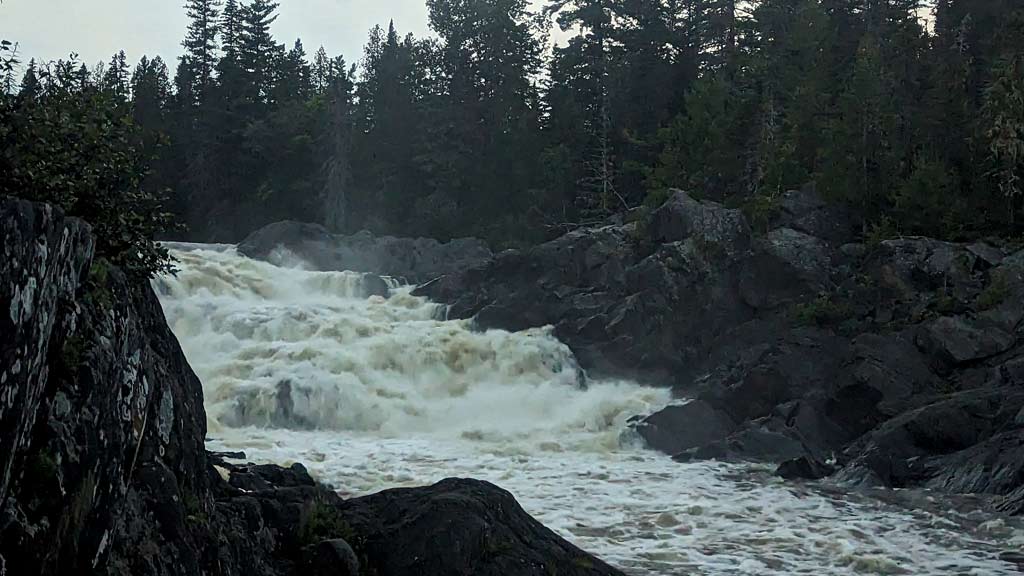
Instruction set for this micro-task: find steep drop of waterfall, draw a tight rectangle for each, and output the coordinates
[156,245,1024,576]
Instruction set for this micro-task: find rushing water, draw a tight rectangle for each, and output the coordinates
[155,245,1024,575]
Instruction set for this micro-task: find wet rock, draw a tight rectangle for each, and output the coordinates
[777,456,835,481]
[672,427,806,464]
[838,389,1024,490]
[362,273,392,298]
[305,539,360,576]
[238,221,492,282]
[341,478,625,576]
[634,400,737,455]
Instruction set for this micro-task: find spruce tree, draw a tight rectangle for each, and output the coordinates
[239,0,283,103]
[102,50,131,101]
[180,0,221,106]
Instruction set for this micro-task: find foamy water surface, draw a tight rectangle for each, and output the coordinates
[157,245,1024,575]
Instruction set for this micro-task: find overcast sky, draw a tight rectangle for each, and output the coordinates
[2,0,433,69]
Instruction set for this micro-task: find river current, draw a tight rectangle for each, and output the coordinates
[154,244,1024,575]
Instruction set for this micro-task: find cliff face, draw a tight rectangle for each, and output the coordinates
[0,196,625,576]
[1,195,214,574]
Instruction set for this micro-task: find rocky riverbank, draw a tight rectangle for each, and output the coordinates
[408,188,1024,514]
[0,196,623,576]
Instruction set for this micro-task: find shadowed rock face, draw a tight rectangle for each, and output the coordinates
[0,197,625,576]
[237,220,492,283]
[414,187,1024,511]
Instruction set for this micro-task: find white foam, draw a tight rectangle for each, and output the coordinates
[159,246,1024,576]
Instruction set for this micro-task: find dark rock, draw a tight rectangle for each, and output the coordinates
[304,539,360,576]
[919,315,1016,365]
[672,427,806,464]
[775,185,856,245]
[341,478,625,576]
[238,221,492,283]
[739,228,832,310]
[634,400,737,455]
[1,197,94,506]
[777,456,836,481]
[967,242,1005,267]
[648,190,751,255]
[362,273,392,298]
[838,389,1024,490]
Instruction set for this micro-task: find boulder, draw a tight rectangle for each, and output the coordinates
[340,478,625,576]
[739,227,832,310]
[777,456,836,481]
[648,190,751,256]
[633,400,737,455]
[918,315,1016,366]
[775,185,856,245]
[304,539,360,576]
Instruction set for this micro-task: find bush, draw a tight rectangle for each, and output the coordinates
[298,501,354,546]
[0,57,177,278]
[791,293,853,327]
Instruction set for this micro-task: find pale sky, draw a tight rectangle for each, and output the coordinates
[2,0,433,70]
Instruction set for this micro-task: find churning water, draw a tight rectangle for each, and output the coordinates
[155,245,1024,575]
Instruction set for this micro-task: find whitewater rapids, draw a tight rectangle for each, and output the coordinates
[156,245,1024,575]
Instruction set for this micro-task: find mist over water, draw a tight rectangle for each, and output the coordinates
[156,245,1024,575]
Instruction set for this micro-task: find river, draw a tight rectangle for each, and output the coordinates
[154,245,1024,575]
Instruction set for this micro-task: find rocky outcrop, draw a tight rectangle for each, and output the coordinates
[0,197,624,576]
[416,186,1024,512]
[237,220,492,283]
[339,478,623,576]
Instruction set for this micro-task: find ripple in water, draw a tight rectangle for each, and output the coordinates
[158,245,1024,575]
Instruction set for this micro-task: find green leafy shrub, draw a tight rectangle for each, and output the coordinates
[298,501,354,546]
[0,57,177,278]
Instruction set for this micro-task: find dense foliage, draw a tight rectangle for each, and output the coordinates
[0,48,177,277]
[5,0,1024,247]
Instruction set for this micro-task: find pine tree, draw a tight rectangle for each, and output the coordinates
[221,0,243,58]
[18,59,40,101]
[312,46,333,95]
[180,0,221,106]
[423,0,548,238]
[239,0,283,103]
[274,39,312,103]
[102,50,131,101]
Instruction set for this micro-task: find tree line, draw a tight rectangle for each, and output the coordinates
[3,0,1024,267]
